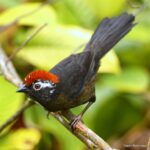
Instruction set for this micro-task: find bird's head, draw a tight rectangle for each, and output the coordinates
[17,70,59,103]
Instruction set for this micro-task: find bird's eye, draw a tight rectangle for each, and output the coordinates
[33,83,41,91]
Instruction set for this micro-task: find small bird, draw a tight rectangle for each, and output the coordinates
[17,13,135,128]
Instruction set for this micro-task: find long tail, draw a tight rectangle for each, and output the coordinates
[84,13,136,60]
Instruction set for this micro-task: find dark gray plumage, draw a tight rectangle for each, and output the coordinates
[18,13,136,127]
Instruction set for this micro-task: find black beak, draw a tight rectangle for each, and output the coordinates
[17,84,28,93]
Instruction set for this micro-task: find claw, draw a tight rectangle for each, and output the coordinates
[70,115,82,130]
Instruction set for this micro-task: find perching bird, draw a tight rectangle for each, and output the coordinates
[17,13,136,128]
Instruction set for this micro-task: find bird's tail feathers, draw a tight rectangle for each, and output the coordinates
[84,13,136,60]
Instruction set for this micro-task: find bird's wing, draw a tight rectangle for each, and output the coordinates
[50,51,93,98]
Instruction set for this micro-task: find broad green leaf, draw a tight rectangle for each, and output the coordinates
[99,67,149,93]
[116,24,150,48]
[17,25,120,73]
[100,50,120,73]
[115,24,150,68]
[18,47,71,70]
[53,0,96,27]
[0,77,23,127]
[92,93,145,139]
[127,25,150,43]
[85,0,125,18]
[0,0,20,8]
[53,1,80,25]
[0,3,57,26]
[15,25,91,48]
[0,128,41,150]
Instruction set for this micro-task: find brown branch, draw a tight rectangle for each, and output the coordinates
[0,45,114,150]
[61,110,113,150]
[0,100,34,133]
[147,138,150,150]
[51,112,98,149]
[0,46,22,86]
[7,23,47,62]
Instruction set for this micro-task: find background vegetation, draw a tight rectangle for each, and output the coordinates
[0,0,150,149]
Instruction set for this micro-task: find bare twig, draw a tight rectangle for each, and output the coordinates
[0,0,50,33]
[7,23,47,62]
[61,110,113,150]
[0,46,114,149]
[0,100,34,133]
[0,46,22,86]
[126,0,149,16]
[51,112,98,149]
[147,137,150,150]
[134,1,147,16]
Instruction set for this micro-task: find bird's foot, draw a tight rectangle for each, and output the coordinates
[70,115,83,130]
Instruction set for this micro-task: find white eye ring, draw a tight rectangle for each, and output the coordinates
[33,83,41,91]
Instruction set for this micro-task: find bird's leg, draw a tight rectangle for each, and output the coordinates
[70,96,96,129]
[47,111,62,119]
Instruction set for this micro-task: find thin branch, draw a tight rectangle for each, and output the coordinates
[0,100,34,133]
[134,1,147,16]
[51,112,97,149]
[126,0,149,16]
[0,46,22,86]
[61,110,113,150]
[147,137,150,150]
[0,44,114,150]
[7,23,47,62]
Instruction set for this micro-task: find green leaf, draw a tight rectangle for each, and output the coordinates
[100,50,120,73]
[92,93,145,139]
[115,24,150,68]
[53,0,96,27]
[85,0,125,18]
[0,3,57,26]
[0,77,23,127]
[100,67,149,93]
[0,128,41,149]
[127,25,150,43]
[0,0,20,8]
[18,47,71,70]
[15,25,91,48]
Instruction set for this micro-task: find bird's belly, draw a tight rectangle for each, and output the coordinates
[44,84,95,111]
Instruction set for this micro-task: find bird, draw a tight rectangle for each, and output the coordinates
[17,13,136,128]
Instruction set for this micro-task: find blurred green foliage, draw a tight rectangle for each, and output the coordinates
[0,0,150,149]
